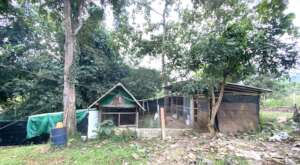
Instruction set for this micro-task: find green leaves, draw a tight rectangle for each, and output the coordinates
[96,120,115,139]
[165,0,298,96]
[121,67,161,100]
[251,0,298,76]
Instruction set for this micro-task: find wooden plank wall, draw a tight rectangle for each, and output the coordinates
[194,98,210,130]
[194,95,260,133]
[217,102,259,133]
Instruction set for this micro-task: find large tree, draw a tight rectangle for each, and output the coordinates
[168,0,298,134]
[62,0,76,135]
[61,0,129,135]
[0,1,161,123]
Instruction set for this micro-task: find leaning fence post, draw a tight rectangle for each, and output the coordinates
[160,107,166,140]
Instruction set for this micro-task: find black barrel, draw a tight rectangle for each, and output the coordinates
[50,127,67,146]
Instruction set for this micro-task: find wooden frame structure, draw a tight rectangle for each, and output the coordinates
[138,82,271,132]
[88,83,145,128]
[163,81,271,132]
[100,111,139,128]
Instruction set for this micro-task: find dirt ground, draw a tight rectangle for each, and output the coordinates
[165,115,190,129]
[132,131,300,165]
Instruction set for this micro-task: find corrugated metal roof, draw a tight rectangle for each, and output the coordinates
[225,83,272,93]
[164,81,272,94]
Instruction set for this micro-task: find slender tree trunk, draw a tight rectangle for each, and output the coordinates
[207,79,225,135]
[162,0,169,112]
[63,0,76,135]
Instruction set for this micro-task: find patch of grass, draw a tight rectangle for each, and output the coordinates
[201,153,249,165]
[263,94,300,108]
[223,155,249,165]
[246,111,296,140]
[0,140,146,165]
[259,111,294,132]
[260,111,293,123]
[207,157,248,165]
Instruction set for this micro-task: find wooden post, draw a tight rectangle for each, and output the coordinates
[136,111,139,128]
[99,110,102,123]
[160,107,166,140]
[118,113,120,126]
[190,96,194,126]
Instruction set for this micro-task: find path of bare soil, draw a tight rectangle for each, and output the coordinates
[133,131,300,165]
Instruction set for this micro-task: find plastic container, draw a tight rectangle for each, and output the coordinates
[50,127,67,146]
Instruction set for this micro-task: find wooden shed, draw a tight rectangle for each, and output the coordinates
[157,82,271,133]
[89,83,145,128]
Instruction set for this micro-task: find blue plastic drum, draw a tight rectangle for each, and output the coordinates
[50,127,67,146]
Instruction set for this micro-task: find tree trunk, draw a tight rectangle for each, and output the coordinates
[162,0,169,112]
[207,80,225,135]
[63,0,76,135]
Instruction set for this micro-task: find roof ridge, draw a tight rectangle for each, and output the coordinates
[87,82,146,111]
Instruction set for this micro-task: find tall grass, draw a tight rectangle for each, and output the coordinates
[263,94,300,108]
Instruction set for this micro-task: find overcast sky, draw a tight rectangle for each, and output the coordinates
[287,0,300,27]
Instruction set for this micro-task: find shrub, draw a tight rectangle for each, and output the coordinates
[96,120,115,140]
[96,120,137,142]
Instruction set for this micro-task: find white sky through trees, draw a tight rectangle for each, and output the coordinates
[286,0,300,79]
[103,0,300,79]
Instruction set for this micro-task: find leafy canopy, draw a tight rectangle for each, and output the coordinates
[168,0,298,92]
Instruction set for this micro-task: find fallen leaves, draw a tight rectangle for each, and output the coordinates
[133,131,300,165]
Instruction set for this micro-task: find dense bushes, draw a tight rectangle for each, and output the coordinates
[96,120,137,142]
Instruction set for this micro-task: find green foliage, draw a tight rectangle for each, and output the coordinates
[0,0,298,121]
[243,74,287,93]
[96,120,116,139]
[0,2,63,119]
[189,21,253,80]
[0,1,161,119]
[121,67,161,99]
[192,0,225,11]
[252,111,294,140]
[264,98,287,108]
[252,0,298,75]
[0,142,146,165]
[75,16,128,107]
[167,0,298,96]
[244,75,300,108]
[263,94,300,108]
[213,155,249,165]
[96,120,137,142]
[0,0,9,14]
